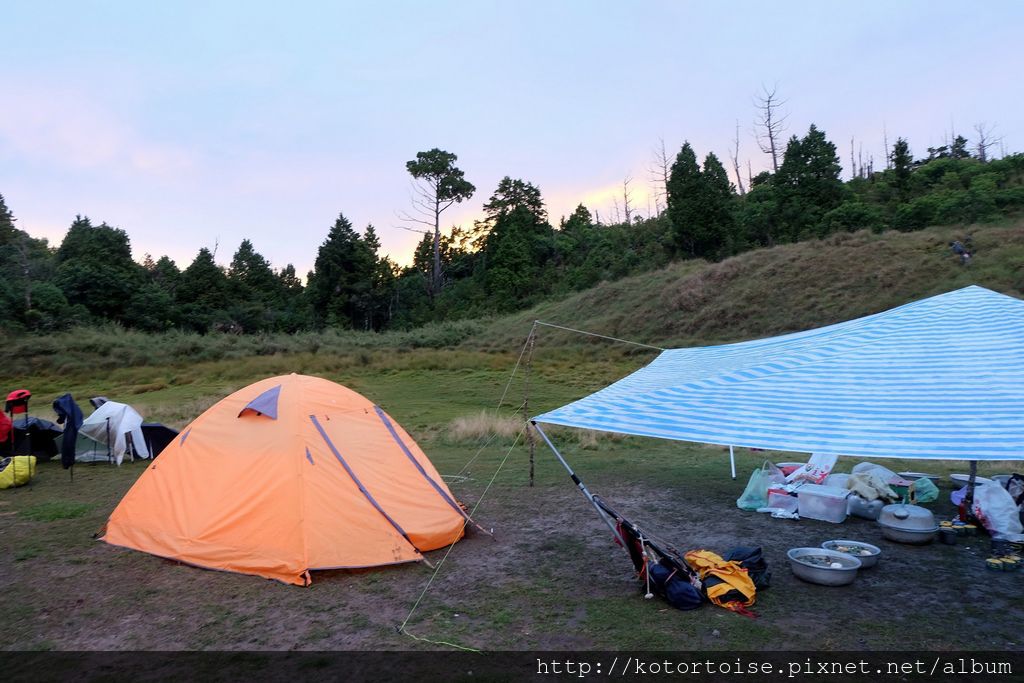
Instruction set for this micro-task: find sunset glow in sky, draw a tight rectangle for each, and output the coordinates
[2,1,1022,272]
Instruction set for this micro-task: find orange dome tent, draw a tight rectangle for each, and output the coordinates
[101,374,468,585]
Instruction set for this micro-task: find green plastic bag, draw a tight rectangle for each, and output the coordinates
[911,476,939,504]
[737,467,769,510]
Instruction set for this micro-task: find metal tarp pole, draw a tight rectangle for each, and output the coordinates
[532,421,624,545]
[729,445,737,480]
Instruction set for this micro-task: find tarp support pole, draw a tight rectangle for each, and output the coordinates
[532,421,624,545]
[729,445,736,480]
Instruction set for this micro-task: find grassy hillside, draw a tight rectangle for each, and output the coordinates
[474,220,1024,350]
[5,221,1023,379]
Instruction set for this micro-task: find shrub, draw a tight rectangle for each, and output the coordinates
[822,201,887,234]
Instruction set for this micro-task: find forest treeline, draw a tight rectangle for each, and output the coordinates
[2,123,1023,335]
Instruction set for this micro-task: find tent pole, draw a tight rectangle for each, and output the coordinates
[729,445,736,480]
[7,408,15,488]
[963,459,978,521]
[532,421,624,545]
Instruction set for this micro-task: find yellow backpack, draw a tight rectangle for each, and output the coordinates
[684,550,757,616]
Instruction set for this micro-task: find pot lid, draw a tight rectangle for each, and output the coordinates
[879,503,937,530]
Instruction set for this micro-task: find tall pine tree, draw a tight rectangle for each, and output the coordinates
[666,142,703,257]
[306,213,377,328]
[699,152,738,258]
[53,216,143,320]
[478,178,553,307]
[775,124,843,239]
[0,193,15,247]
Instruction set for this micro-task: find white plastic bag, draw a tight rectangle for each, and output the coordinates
[824,473,850,489]
[851,462,898,482]
[972,484,1024,537]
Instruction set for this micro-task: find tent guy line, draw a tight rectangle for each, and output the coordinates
[398,427,525,652]
[533,320,667,351]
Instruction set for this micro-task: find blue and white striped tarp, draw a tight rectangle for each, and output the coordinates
[534,286,1024,461]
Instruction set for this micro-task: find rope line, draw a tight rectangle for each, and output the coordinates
[533,320,665,351]
[399,428,524,651]
[495,321,538,411]
[401,320,655,649]
[452,321,535,478]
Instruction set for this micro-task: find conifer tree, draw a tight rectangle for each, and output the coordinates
[0,193,16,246]
[775,124,843,238]
[666,142,703,256]
[700,152,738,257]
[53,216,143,320]
[306,213,377,328]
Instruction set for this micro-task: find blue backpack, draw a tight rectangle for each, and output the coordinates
[647,560,703,611]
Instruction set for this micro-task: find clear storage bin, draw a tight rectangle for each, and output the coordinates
[797,483,850,523]
[768,490,799,514]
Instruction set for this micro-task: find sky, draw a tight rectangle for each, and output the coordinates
[2,1,1022,274]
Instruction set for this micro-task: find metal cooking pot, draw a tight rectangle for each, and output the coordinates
[787,547,861,586]
[877,503,938,544]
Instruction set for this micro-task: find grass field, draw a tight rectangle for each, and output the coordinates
[3,221,1024,652]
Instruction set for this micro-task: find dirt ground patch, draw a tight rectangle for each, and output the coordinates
[3,451,1021,652]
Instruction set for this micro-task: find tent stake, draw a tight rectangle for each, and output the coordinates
[532,421,623,545]
[729,445,736,480]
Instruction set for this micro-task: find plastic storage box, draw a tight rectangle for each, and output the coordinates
[797,484,850,523]
[767,489,799,514]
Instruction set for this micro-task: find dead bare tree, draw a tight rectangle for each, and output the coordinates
[973,122,1003,162]
[622,174,634,224]
[850,137,857,179]
[730,120,746,195]
[647,138,671,215]
[753,83,788,173]
[611,196,622,224]
[747,159,754,188]
[883,123,891,170]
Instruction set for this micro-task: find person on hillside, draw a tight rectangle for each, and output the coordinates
[950,240,971,265]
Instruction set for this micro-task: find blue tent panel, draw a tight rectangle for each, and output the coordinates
[534,286,1024,461]
[238,384,281,420]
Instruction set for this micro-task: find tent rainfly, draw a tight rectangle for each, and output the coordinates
[534,286,1024,474]
[80,401,150,465]
[101,374,468,585]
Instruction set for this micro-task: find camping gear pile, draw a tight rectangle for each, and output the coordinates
[734,453,1024,584]
[1,389,43,487]
[735,457,989,528]
[596,497,765,617]
[1,386,180,489]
